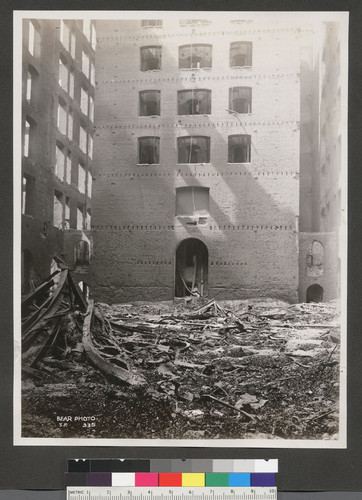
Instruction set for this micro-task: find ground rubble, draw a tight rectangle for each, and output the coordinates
[21,279,341,440]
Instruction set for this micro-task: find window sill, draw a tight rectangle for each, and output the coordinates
[177,163,210,165]
[137,163,160,166]
[179,67,212,71]
[141,69,161,73]
[227,162,251,165]
[230,66,252,70]
[139,115,160,118]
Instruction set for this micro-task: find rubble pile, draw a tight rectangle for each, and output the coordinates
[21,275,341,441]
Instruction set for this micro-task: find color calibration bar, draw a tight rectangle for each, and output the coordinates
[67,486,278,500]
[66,471,275,487]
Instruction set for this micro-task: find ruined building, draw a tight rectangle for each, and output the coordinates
[21,19,96,298]
[20,16,345,304]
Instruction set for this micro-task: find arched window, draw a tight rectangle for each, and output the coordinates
[307,240,324,277]
[179,44,212,69]
[74,240,90,266]
[178,89,211,115]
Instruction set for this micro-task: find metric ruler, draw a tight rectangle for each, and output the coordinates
[66,487,278,500]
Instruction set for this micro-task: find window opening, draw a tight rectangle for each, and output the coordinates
[77,204,84,230]
[139,90,161,116]
[57,99,67,136]
[87,173,92,197]
[79,125,87,153]
[53,190,63,228]
[82,51,90,78]
[230,41,252,67]
[140,46,162,71]
[179,19,211,26]
[75,241,90,266]
[69,70,75,98]
[78,162,86,193]
[59,57,68,91]
[307,241,324,277]
[64,197,70,229]
[66,152,72,184]
[178,136,210,163]
[141,20,162,28]
[138,136,160,164]
[85,209,91,230]
[176,186,209,216]
[179,44,212,69]
[81,87,88,115]
[228,135,251,163]
[22,174,35,216]
[178,89,211,115]
[28,21,40,57]
[229,87,252,113]
[55,144,66,180]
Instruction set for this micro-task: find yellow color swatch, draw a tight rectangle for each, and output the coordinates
[182,473,205,487]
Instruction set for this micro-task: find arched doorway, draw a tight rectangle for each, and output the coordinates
[175,238,208,297]
[306,284,324,303]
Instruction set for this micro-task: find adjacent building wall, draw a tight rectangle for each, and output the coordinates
[21,19,95,292]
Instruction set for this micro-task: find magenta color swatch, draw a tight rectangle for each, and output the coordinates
[135,473,159,486]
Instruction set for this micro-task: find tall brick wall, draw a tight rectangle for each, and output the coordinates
[90,19,302,303]
[21,19,95,288]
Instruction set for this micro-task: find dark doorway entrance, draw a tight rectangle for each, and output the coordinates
[175,238,208,297]
[306,284,324,303]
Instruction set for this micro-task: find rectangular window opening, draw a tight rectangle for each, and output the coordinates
[77,204,84,230]
[78,163,86,194]
[53,190,63,228]
[22,174,35,216]
[176,186,209,216]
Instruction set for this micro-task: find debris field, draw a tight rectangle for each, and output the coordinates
[21,269,341,441]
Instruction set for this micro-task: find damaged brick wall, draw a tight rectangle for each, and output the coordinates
[90,19,303,303]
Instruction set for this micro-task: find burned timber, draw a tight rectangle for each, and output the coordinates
[21,264,340,441]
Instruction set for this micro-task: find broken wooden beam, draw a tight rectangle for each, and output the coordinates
[203,394,258,422]
[83,300,146,388]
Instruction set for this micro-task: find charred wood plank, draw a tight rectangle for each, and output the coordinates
[22,269,68,337]
[83,301,146,388]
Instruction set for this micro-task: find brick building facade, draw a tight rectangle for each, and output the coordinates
[90,18,304,303]
[19,15,346,305]
[21,19,96,297]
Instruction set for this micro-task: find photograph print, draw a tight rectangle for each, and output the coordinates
[14,10,348,447]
